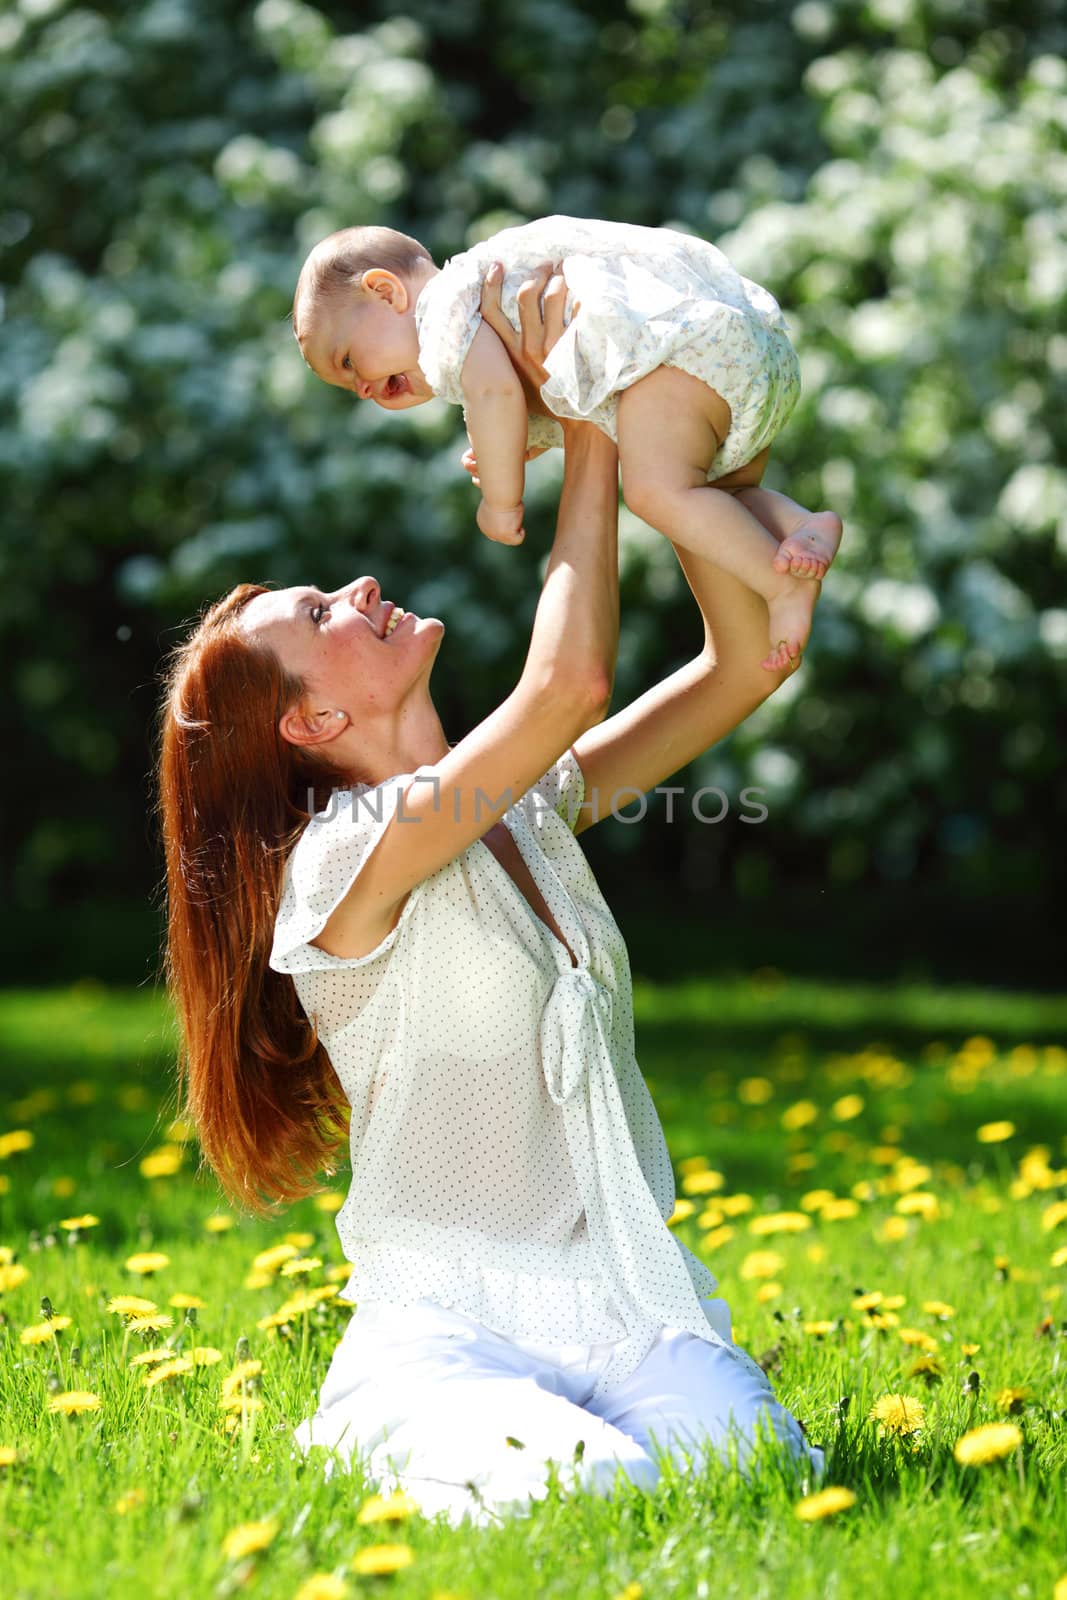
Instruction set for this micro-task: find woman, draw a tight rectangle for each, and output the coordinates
[157,263,825,1529]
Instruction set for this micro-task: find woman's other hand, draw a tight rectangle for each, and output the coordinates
[479,259,577,417]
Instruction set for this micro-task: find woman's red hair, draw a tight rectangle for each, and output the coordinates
[154,583,355,1217]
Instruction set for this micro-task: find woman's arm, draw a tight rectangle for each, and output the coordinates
[569,549,803,834]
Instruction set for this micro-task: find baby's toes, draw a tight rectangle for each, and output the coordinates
[772,548,793,574]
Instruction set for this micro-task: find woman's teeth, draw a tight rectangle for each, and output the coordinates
[384,607,405,637]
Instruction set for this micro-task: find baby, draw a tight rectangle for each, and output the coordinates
[292,215,843,670]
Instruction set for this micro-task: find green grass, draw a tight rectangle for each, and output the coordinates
[1,977,1066,1600]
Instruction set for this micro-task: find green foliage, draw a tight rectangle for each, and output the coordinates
[2,0,1065,932]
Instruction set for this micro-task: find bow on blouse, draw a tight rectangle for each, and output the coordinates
[540,964,732,1402]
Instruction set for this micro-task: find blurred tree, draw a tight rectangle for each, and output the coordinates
[1,0,1064,974]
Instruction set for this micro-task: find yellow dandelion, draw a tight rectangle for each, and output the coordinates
[802,1320,837,1337]
[139,1146,184,1179]
[898,1329,939,1352]
[356,1490,422,1523]
[895,1193,940,1220]
[667,1199,697,1225]
[295,1577,349,1600]
[953,1423,1022,1466]
[0,1131,34,1159]
[996,1386,1032,1414]
[696,1207,725,1231]
[204,1215,235,1233]
[222,1518,279,1561]
[190,1347,223,1366]
[46,1390,102,1416]
[58,1215,100,1231]
[114,1488,146,1515]
[129,1350,175,1368]
[976,1121,1015,1144]
[701,1226,735,1251]
[741,1250,785,1281]
[868,1394,925,1436]
[794,1485,857,1521]
[719,1193,755,1217]
[280,1256,323,1278]
[107,1295,158,1317]
[1041,1199,1067,1232]
[244,1270,275,1290]
[124,1252,170,1276]
[351,1544,415,1577]
[220,1395,264,1418]
[20,1316,73,1345]
[313,1192,344,1214]
[737,1077,774,1105]
[326,1263,355,1284]
[0,1263,31,1292]
[285,1231,315,1249]
[821,1198,860,1222]
[961,1341,981,1356]
[0,1446,20,1467]
[251,1243,299,1274]
[612,1586,644,1600]
[143,1357,196,1388]
[1054,1578,1067,1600]
[222,1358,263,1389]
[867,1310,901,1330]
[168,1293,206,1310]
[907,1356,944,1379]
[921,1300,956,1318]
[781,1101,818,1131]
[1050,1246,1067,1268]
[757,1281,783,1302]
[165,1117,194,1142]
[749,1211,811,1236]
[682,1169,727,1195]
[127,1313,174,1334]
[832,1095,864,1122]
[800,1190,836,1213]
[852,1292,884,1312]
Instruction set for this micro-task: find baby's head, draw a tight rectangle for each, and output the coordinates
[292,226,438,408]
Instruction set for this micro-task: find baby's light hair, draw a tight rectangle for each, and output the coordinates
[292,225,434,344]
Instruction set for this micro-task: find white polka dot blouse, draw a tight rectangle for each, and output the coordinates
[269,747,735,1401]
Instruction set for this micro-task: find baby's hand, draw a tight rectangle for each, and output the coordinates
[477,499,526,546]
[462,444,547,487]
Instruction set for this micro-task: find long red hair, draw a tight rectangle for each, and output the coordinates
[154,583,356,1217]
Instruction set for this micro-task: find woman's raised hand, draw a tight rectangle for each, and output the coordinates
[479,258,575,413]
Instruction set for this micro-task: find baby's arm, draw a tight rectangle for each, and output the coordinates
[460,321,530,545]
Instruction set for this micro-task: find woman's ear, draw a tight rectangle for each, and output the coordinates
[361,269,409,312]
[278,703,344,749]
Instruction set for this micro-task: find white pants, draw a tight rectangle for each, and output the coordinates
[293,1297,826,1527]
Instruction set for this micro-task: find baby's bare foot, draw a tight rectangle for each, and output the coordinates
[771,511,843,580]
[762,576,820,671]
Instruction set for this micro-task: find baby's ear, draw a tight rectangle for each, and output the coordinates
[362,268,408,311]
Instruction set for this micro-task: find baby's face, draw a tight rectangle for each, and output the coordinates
[304,292,433,410]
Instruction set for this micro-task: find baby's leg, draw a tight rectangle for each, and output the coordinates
[617,367,815,671]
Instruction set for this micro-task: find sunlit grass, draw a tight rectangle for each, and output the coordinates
[0,979,1065,1599]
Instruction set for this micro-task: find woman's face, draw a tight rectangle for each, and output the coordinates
[239,575,444,740]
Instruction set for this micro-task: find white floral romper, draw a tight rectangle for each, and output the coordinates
[413,213,802,479]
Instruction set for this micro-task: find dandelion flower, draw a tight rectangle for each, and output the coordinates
[832,1095,864,1121]
[281,1257,323,1278]
[895,1193,940,1220]
[749,1212,811,1236]
[800,1190,836,1212]
[168,1293,207,1310]
[757,1282,783,1302]
[139,1146,183,1179]
[1050,1246,1067,1268]
[124,1252,170,1276]
[794,1485,857,1521]
[720,1193,755,1216]
[781,1102,818,1131]
[1054,1577,1067,1600]
[46,1391,102,1416]
[921,1300,956,1318]
[129,1350,175,1368]
[351,1544,415,1577]
[295,1578,349,1600]
[127,1313,174,1334]
[1041,1199,1067,1232]
[222,1359,263,1390]
[996,1386,1032,1414]
[204,1215,235,1233]
[682,1168,726,1193]
[868,1394,925,1436]
[0,1131,34,1159]
[953,1423,1022,1465]
[356,1490,422,1524]
[251,1243,299,1274]
[190,1347,223,1366]
[285,1232,315,1249]
[20,1315,74,1345]
[107,1295,158,1317]
[741,1250,785,1280]
[907,1356,944,1381]
[852,1292,884,1312]
[700,1226,735,1251]
[802,1320,837,1337]
[0,1446,20,1467]
[961,1341,981,1356]
[821,1199,860,1221]
[114,1488,146,1515]
[143,1357,195,1387]
[0,1263,30,1292]
[976,1122,1015,1143]
[222,1518,279,1561]
[58,1215,100,1231]
[898,1329,938,1352]
[313,1192,344,1213]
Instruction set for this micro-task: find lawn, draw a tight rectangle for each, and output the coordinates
[0,976,1065,1600]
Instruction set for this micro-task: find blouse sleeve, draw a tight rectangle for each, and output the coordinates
[269,769,430,975]
[413,249,487,405]
[524,746,586,836]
